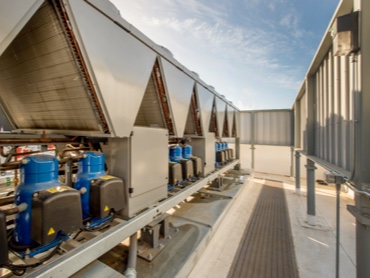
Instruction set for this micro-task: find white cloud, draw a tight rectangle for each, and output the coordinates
[111,0,313,109]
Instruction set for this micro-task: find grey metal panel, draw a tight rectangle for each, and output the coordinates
[254,110,293,146]
[0,0,44,56]
[240,111,252,144]
[235,110,241,138]
[215,97,226,138]
[300,92,307,151]
[160,57,195,137]
[191,132,215,176]
[227,105,234,137]
[67,0,157,137]
[102,127,168,218]
[130,127,168,197]
[196,84,214,136]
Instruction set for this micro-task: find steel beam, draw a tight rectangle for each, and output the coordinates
[295,151,301,195]
[306,158,316,225]
[28,160,240,277]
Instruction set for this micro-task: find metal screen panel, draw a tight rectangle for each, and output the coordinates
[240,111,252,144]
[240,110,293,146]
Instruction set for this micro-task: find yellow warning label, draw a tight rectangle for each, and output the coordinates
[46,186,69,194]
[46,188,58,194]
[100,175,115,180]
[48,227,55,236]
[104,206,109,212]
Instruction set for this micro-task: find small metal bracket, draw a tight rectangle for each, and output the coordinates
[347,205,370,226]
[209,176,224,191]
[138,213,178,262]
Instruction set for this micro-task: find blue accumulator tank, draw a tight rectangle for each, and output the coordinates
[74,151,105,219]
[14,155,60,246]
[169,145,183,162]
[182,144,192,159]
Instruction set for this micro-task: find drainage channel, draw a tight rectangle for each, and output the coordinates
[227,180,298,278]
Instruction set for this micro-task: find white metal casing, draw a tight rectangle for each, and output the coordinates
[159,57,195,137]
[66,0,157,137]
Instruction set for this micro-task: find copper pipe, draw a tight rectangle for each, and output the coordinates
[2,161,22,167]
[1,207,19,216]
[0,196,14,206]
[12,150,45,157]
[153,62,174,135]
[191,91,202,136]
[59,154,85,164]
[59,147,90,158]
[0,166,19,171]
[0,136,78,144]
[13,156,19,186]
[0,146,10,157]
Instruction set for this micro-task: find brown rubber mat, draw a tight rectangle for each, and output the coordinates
[227,180,299,278]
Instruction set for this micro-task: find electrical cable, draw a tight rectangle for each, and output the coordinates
[2,234,67,276]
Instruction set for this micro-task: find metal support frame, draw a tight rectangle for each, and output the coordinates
[141,214,170,249]
[306,158,316,225]
[290,147,294,177]
[295,151,301,195]
[28,160,240,277]
[209,175,224,191]
[250,111,255,170]
[334,175,344,278]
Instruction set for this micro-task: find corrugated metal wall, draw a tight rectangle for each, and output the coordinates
[240,110,293,146]
[295,49,356,172]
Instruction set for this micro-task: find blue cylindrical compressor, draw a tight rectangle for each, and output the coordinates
[74,152,105,219]
[169,145,182,162]
[14,155,60,246]
[182,145,192,159]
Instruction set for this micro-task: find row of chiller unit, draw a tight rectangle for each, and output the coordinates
[0,0,240,276]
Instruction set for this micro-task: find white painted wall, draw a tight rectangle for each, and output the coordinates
[234,143,329,180]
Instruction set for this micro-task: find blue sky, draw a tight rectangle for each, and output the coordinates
[110,0,339,110]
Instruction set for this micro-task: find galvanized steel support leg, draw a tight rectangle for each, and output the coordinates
[306,159,316,225]
[251,145,255,170]
[290,147,294,177]
[334,176,344,278]
[356,220,370,278]
[295,151,301,195]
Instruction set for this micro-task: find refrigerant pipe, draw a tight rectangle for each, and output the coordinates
[124,232,138,278]
[0,196,14,206]
[0,203,27,216]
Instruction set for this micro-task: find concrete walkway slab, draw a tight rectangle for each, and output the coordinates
[189,172,356,278]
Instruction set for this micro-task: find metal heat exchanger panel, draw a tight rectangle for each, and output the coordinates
[0,2,105,133]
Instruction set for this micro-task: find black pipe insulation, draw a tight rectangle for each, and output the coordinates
[0,210,8,265]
